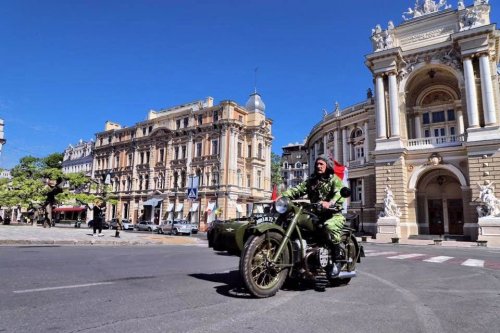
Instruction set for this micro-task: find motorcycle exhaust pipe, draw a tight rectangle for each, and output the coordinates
[337,271,357,279]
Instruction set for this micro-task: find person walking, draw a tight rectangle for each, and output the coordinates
[115,217,123,238]
[92,198,106,237]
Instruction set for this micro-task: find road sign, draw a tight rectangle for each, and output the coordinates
[187,188,198,200]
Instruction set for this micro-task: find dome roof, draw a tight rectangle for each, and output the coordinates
[245,92,266,113]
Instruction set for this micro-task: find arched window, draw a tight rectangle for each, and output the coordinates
[295,162,302,169]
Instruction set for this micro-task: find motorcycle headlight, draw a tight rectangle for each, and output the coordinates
[275,197,290,214]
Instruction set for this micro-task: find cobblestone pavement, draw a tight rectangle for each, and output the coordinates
[1,224,498,248]
[0,224,205,246]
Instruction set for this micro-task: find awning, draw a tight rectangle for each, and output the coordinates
[206,202,216,213]
[236,204,243,213]
[189,203,199,212]
[166,203,174,212]
[53,206,86,213]
[175,204,184,212]
[143,198,163,207]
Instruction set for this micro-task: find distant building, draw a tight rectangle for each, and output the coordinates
[62,139,94,176]
[0,169,11,179]
[281,143,308,190]
[92,94,273,230]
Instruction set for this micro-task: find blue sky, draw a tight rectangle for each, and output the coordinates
[1,0,498,169]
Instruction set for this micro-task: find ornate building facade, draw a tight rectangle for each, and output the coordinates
[62,139,94,175]
[306,0,500,242]
[92,95,273,231]
[280,143,309,190]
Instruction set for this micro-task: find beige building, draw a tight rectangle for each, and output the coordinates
[92,94,273,231]
[306,1,500,242]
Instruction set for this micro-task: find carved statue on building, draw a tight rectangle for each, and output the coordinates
[379,185,402,218]
[403,0,451,20]
[477,181,500,217]
[474,0,489,5]
[371,24,395,52]
[458,0,465,10]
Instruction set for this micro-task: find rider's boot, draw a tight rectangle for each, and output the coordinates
[330,242,344,276]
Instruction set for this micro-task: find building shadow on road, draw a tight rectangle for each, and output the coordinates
[189,270,253,299]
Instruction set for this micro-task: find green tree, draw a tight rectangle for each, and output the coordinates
[271,152,283,189]
[0,154,116,227]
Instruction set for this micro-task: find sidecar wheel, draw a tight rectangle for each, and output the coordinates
[240,232,290,298]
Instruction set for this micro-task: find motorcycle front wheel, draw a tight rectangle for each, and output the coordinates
[240,232,290,298]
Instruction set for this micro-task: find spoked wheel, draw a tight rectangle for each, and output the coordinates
[240,232,290,298]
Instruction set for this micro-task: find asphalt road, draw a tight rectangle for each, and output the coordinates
[1,243,499,333]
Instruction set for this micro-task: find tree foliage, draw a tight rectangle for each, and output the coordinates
[271,152,283,187]
[0,153,116,213]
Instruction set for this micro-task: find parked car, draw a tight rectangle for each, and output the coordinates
[158,220,198,235]
[136,221,159,232]
[87,219,110,229]
[109,218,134,231]
[207,200,277,255]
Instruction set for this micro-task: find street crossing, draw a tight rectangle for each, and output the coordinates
[363,249,498,270]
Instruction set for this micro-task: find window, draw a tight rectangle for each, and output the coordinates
[238,115,243,122]
[196,142,202,157]
[238,142,242,158]
[123,203,129,219]
[283,162,288,169]
[211,140,218,155]
[447,110,455,121]
[197,114,203,125]
[349,178,363,202]
[128,153,133,166]
[140,152,144,164]
[176,119,181,130]
[108,136,112,144]
[174,147,179,160]
[142,128,147,136]
[257,171,262,189]
[355,146,364,159]
[146,152,150,164]
[424,129,430,138]
[432,111,445,123]
[248,145,252,158]
[115,155,119,168]
[183,117,189,128]
[213,110,219,122]
[258,143,263,159]
[247,174,251,187]
[159,149,164,163]
[182,145,187,159]
[148,126,152,133]
[237,169,242,187]
[145,175,149,190]
[422,113,430,124]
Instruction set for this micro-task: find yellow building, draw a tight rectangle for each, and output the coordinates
[306,1,500,244]
[93,94,273,231]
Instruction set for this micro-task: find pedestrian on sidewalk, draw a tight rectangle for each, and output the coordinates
[115,217,123,238]
[92,198,106,237]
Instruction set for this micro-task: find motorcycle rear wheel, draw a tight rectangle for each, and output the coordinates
[240,232,290,298]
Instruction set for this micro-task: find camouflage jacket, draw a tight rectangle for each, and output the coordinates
[281,173,345,208]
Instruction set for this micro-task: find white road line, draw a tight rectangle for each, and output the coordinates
[461,259,485,268]
[388,253,425,260]
[13,282,114,294]
[365,251,398,257]
[423,256,454,263]
[363,249,376,253]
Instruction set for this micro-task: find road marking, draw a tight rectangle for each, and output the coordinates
[461,259,485,267]
[388,253,425,260]
[423,256,454,263]
[365,251,398,257]
[13,282,114,294]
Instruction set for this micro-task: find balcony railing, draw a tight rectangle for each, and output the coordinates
[407,134,465,150]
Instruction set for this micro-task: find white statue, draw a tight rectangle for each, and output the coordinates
[403,0,450,20]
[384,31,394,49]
[334,102,340,116]
[474,0,489,5]
[380,185,402,218]
[458,0,465,10]
[477,181,500,217]
[461,7,480,29]
[388,20,395,30]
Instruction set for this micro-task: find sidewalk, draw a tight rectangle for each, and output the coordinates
[0,224,497,248]
[0,224,205,246]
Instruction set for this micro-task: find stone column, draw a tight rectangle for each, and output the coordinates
[479,53,497,125]
[414,115,422,138]
[388,72,400,137]
[334,130,339,161]
[457,110,465,135]
[375,75,387,139]
[342,128,348,165]
[463,57,480,128]
[364,121,369,162]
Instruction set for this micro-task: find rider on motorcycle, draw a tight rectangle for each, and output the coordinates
[281,154,346,272]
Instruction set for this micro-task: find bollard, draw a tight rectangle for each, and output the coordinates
[477,240,487,247]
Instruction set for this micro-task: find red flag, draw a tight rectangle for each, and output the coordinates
[334,160,346,180]
[271,184,278,201]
